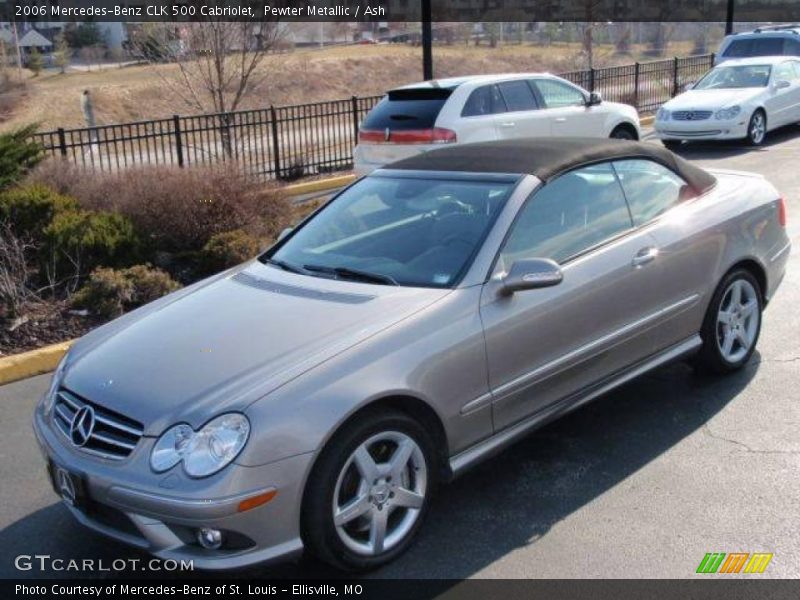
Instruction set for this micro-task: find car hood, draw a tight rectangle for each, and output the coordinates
[62,261,450,435]
[665,88,763,110]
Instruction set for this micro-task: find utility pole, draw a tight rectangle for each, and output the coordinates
[421,0,433,80]
[725,0,735,35]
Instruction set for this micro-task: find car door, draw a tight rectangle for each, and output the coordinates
[457,83,507,144]
[480,163,666,431]
[765,61,800,127]
[613,159,713,354]
[492,80,551,140]
[530,77,605,137]
[789,60,800,121]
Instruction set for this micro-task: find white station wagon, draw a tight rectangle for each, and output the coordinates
[353,73,641,175]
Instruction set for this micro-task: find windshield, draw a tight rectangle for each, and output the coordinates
[695,65,772,89]
[263,176,514,288]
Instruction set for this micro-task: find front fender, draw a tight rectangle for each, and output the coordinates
[237,287,492,467]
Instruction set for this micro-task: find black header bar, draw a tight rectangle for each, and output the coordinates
[6,0,800,23]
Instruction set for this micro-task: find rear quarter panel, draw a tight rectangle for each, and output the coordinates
[645,170,788,351]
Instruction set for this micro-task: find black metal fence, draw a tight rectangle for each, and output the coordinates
[32,53,714,181]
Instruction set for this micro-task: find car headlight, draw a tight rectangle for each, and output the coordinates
[657,107,670,121]
[150,413,250,478]
[42,352,70,415]
[715,105,741,120]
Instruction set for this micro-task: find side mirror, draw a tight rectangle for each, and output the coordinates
[774,79,791,90]
[587,91,603,106]
[500,258,563,295]
[683,81,696,92]
[277,227,293,241]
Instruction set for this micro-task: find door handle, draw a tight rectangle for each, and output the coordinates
[632,246,659,267]
[500,121,516,128]
[554,117,568,123]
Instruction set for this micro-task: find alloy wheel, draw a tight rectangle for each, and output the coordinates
[716,279,760,364]
[749,112,766,145]
[332,431,427,556]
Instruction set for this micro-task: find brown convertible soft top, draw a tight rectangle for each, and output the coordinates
[385,138,717,194]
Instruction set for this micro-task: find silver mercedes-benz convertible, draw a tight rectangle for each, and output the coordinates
[33,139,789,571]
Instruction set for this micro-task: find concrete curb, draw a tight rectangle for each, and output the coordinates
[0,340,73,386]
[283,175,356,197]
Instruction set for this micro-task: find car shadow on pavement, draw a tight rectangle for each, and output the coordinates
[0,358,759,581]
[671,124,800,159]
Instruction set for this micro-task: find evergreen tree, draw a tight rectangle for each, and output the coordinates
[27,48,43,76]
[54,32,71,74]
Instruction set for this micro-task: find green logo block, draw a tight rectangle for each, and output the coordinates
[697,552,727,573]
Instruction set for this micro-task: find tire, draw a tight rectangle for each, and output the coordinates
[746,109,767,146]
[662,139,683,152]
[693,269,763,375]
[610,124,638,140]
[301,409,439,571]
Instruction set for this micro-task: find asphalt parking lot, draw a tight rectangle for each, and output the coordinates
[1,127,799,580]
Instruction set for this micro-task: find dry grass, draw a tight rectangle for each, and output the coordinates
[3,41,700,131]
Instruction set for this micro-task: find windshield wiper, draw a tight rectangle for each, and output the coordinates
[303,264,398,286]
[263,257,305,274]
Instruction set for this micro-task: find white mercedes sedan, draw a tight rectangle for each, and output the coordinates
[655,56,800,149]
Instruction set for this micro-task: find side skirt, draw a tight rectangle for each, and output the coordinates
[448,334,702,478]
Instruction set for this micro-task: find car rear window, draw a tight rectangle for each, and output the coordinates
[723,37,786,58]
[361,88,452,131]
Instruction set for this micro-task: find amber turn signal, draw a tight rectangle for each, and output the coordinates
[237,489,278,513]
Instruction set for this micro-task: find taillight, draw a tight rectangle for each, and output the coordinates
[358,127,457,144]
[778,197,787,227]
[358,129,385,143]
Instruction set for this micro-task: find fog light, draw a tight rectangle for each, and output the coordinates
[197,528,223,550]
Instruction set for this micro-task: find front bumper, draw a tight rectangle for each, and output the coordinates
[655,119,748,141]
[33,405,314,570]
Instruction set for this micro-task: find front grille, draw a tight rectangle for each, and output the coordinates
[671,110,713,121]
[53,389,144,460]
[662,129,722,137]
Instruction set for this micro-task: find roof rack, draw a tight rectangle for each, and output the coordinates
[753,23,800,33]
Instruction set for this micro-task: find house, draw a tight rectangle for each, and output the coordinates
[18,29,52,55]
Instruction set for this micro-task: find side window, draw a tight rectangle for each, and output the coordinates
[533,79,586,108]
[497,80,538,112]
[500,163,633,265]
[786,38,800,57]
[461,84,506,117]
[774,62,795,83]
[614,159,690,226]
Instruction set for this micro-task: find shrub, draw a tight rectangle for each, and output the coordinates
[0,184,78,241]
[123,264,181,305]
[27,163,292,254]
[41,209,140,288]
[200,229,261,274]
[70,267,132,318]
[72,264,180,319]
[0,125,45,190]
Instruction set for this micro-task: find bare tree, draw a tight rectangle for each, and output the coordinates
[133,19,283,156]
[613,23,632,56]
[135,20,282,116]
[0,222,38,319]
[578,1,605,70]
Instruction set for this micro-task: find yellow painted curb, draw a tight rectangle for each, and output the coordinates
[641,116,655,126]
[283,175,356,197]
[0,340,74,386]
